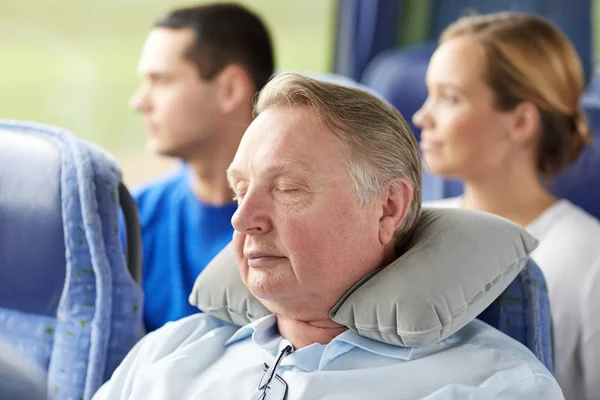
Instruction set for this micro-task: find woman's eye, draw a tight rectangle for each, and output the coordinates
[441,94,458,104]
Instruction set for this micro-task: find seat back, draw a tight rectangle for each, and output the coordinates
[333,0,404,81]
[361,43,436,143]
[478,259,553,373]
[0,341,47,400]
[430,0,593,82]
[546,138,600,219]
[0,121,143,400]
[581,74,600,133]
[361,44,467,202]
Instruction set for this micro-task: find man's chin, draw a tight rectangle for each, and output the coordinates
[145,140,180,159]
[251,293,328,322]
[248,284,284,301]
[247,279,297,304]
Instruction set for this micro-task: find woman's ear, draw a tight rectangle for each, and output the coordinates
[508,101,540,143]
[378,178,414,246]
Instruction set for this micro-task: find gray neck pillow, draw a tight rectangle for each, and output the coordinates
[190,208,538,347]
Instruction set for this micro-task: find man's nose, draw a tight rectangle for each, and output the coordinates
[129,86,151,113]
[231,189,272,234]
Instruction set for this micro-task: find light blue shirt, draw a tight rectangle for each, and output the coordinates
[94,314,563,399]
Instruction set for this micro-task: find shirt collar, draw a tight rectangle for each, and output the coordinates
[225,314,413,362]
[225,314,280,350]
[331,329,413,361]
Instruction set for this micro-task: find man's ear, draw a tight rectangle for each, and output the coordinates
[508,101,540,143]
[379,178,414,246]
[215,64,253,114]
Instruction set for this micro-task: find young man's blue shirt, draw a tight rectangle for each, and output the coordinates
[133,168,237,332]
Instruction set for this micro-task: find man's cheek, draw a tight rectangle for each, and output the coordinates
[232,232,246,265]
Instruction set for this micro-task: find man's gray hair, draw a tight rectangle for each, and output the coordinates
[255,72,422,239]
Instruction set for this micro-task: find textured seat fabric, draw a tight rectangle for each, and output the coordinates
[0,121,143,400]
[0,341,47,400]
[478,259,554,373]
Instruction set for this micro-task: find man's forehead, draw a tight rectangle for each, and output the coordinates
[137,28,195,73]
[243,106,324,148]
[229,107,341,180]
[242,105,326,146]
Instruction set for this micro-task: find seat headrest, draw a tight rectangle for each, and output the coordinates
[190,208,538,347]
[360,43,436,140]
[0,129,66,316]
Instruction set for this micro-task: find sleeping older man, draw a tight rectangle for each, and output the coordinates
[93,73,562,399]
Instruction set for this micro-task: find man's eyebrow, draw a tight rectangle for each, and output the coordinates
[226,167,243,187]
[227,161,315,184]
[266,161,315,178]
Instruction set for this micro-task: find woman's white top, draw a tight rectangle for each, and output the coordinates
[425,198,600,400]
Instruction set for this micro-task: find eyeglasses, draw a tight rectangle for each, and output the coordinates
[256,344,292,400]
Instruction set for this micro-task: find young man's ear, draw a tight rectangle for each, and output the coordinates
[215,65,253,114]
[378,178,414,246]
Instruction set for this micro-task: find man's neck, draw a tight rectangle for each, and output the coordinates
[186,116,249,205]
[187,159,235,205]
[276,315,348,349]
[461,166,556,228]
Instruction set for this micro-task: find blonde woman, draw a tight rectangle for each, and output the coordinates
[415,12,600,399]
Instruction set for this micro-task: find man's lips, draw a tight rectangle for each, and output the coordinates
[143,120,158,136]
[245,252,285,268]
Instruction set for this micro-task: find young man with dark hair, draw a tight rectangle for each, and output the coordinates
[129,3,274,332]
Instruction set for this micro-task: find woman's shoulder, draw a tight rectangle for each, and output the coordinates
[531,199,600,261]
[538,200,600,234]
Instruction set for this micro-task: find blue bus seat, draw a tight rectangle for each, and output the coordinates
[0,341,47,400]
[361,43,436,143]
[333,0,404,82]
[0,121,143,400]
[547,138,600,219]
[429,0,593,83]
[477,259,553,373]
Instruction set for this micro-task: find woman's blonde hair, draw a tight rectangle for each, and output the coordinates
[255,72,422,240]
[441,12,591,177]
